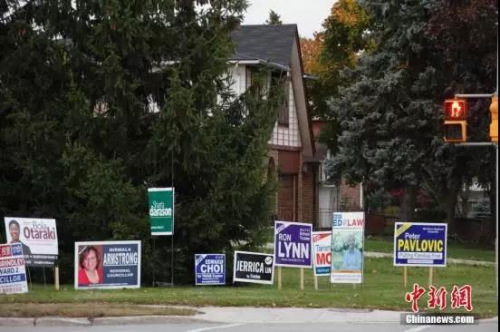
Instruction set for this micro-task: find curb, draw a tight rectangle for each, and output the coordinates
[1,314,497,327]
[0,315,211,327]
[0,318,34,327]
[93,315,211,326]
[35,317,91,327]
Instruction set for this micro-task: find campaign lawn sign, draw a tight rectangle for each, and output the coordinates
[274,221,312,268]
[148,187,174,235]
[313,231,331,276]
[394,222,447,267]
[75,241,141,290]
[233,251,274,285]
[195,254,226,285]
[0,243,28,294]
[331,212,365,284]
[4,217,58,267]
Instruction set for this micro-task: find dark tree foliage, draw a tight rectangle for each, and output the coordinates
[325,0,442,222]
[422,0,497,234]
[1,0,281,283]
[323,0,496,229]
[266,10,282,25]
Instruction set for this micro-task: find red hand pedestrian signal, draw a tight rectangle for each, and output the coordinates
[444,99,467,120]
[443,99,467,143]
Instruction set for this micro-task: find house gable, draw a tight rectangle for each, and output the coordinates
[229,25,314,158]
[289,33,313,158]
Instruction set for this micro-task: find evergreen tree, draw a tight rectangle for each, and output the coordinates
[325,0,444,222]
[322,0,496,229]
[420,0,497,233]
[266,10,282,25]
[1,0,281,283]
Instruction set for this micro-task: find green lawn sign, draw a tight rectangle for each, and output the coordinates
[148,188,174,235]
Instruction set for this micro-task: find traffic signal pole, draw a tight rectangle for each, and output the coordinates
[453,142,497,299]
[453,92,498,299]
[454,93,495,98]
[444,14,498,299]
[453,27,498,297]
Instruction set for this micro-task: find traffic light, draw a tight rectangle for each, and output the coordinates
[443,99,467,143]
[490,95,498,143]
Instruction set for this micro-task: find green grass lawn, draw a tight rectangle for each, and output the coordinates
[364,236,495,262]
[1,257,496,318]
[264,228,494,262]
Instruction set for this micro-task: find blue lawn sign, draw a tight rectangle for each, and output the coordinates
[195,254,226,285]
[394,222,448,267]
[274,221,312,268]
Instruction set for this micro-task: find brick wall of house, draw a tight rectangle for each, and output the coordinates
[277,174,295,221]
[339,179,362,211]
[301,168,317,225]
[270,148,318,225]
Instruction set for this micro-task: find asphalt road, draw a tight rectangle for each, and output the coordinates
[0,321,497,332]
[1,307,497,332]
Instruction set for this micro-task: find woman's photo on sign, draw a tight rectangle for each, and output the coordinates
[77,245,103,286]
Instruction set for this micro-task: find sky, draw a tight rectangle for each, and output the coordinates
[242,0,336,38]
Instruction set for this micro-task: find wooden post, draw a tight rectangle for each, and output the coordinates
[314,275,318,291]
[278,266,282,290]
[292,176,296,222]
[429,267,433,286]
[54,266,60,291]
[404,266,407,288]
[299,268,303,290]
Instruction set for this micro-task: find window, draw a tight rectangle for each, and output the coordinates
[147,95,160,113]
[246,67,289,126]
[93,99,108,115]
[272,71,289,126]
[246,66,261,97]
[246,66,253,89]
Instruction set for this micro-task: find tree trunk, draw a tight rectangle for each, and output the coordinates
[458,185,470,218]
[439,177,461,234]
[400,185,418,223]
[488,183,496,244]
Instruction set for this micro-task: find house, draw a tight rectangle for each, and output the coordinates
[312,119,364,229]
[457,180,492,219]
[230,24,318,225]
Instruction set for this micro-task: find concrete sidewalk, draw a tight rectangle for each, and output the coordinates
[0,307,401,327]
[1,307,497,327]
[196,307,404,324]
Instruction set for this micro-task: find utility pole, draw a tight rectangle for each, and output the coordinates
[452,91,498,298]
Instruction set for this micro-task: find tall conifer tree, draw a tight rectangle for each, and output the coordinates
[1,0,281,282]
